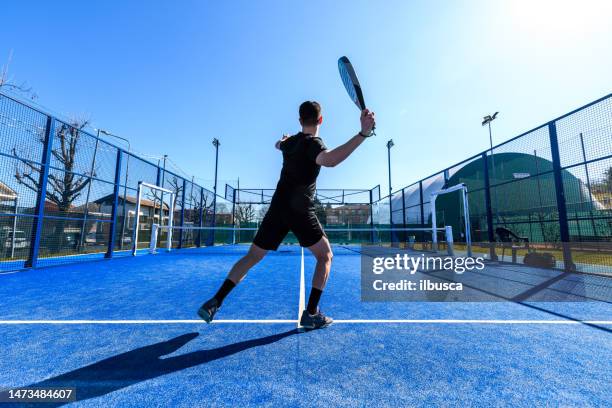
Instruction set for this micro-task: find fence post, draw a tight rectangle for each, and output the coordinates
[369,188,374,243]
[388,193,393,230]
[418,181,425,226]
[25,116,55,268]
[196,187,204,247]
[178,179,186,249]
[231,186,237,244]
[231,186,236,228]
[106,149,123,258]
[401,188,407,244]
[482,153,497,261]
[548,121,575,271]
[418,181,425,245]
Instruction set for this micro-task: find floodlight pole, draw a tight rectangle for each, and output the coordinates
[482,112,499,251]
[212,138,220,235]
[482,112,499,180]
[386,139,394,226]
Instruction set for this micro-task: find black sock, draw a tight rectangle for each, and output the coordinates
[306,288,323,315]
[214,279,236,305]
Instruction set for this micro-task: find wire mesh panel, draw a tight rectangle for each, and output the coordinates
[0,92,224,270]
[215,195,234,227]
[379,94,611,274]
[36,120,119,267]
[555,96,612,274]
[0,94,47,163]
[556,96,612,168]
[1,90,610,273]
[372,195,390,227]
[183,181,201,227]
[121,154,159,190]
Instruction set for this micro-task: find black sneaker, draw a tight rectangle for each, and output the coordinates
[197,298,220,323]
[299,309,333,330]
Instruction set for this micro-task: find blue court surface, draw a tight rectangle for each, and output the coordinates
[0,245,610,407]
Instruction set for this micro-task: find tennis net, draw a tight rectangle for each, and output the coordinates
[147,225,455,255]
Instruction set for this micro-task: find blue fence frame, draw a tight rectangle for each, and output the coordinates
[0,91,219,271]
[1,91,610,275]
[383,93,612,274]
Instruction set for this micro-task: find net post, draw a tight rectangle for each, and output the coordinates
[445,226,454,256]
[132,182,143,256]
[167,193,175,252]
[150,224,159,254]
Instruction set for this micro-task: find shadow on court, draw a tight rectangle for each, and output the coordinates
[21,329,298,407]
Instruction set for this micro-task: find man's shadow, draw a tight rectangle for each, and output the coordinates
[21,328,298,407]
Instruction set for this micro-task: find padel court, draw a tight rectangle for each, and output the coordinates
[0,241,610,407]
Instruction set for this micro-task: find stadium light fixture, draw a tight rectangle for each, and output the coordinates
[482,112,499,152]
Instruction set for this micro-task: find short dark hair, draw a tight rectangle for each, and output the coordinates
[299,101,321,126]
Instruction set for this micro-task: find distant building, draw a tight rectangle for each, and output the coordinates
[325,204,370,226]
[94,194,170,232]
[0,182,17,213]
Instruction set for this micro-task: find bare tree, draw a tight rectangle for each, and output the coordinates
[13,120,93,213]
[185,184,203,225]
[235,203,256,227]
[596,166,612,193]
[13,119,93,250]
[257,204,270,221]
[0,50,38,100]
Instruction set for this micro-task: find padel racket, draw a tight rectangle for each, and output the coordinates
[338,56,375,135]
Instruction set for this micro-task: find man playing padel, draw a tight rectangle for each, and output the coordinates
[198,101,375,329]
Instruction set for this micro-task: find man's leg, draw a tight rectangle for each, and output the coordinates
[198,244,267,322]
[226,243,268,286]
[298,236,333,329]
[306,236,333,314]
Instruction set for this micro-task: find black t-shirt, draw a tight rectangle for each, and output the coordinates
[273,132,327,211]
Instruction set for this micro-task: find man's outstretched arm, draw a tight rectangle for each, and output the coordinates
[275,134,290,150]
[316,109,375,168]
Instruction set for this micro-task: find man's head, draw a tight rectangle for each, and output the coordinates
[299,101,322,127]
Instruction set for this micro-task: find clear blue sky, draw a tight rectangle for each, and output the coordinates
[1,0,610,194]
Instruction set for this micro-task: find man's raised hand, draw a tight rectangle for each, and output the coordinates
[360,109,376,136]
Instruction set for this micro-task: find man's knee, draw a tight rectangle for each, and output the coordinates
[315,249,333,264]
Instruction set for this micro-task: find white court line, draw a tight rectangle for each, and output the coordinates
[0,319,610,325]
[297,248,306,330]
[0,320,295,324]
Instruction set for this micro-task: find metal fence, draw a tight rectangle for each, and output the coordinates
[2,90,610,275]
[386,93,612,275]
[0,92,221,271]
[224,186,380,229]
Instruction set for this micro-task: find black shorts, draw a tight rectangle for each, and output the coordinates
[253,204,326,250]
